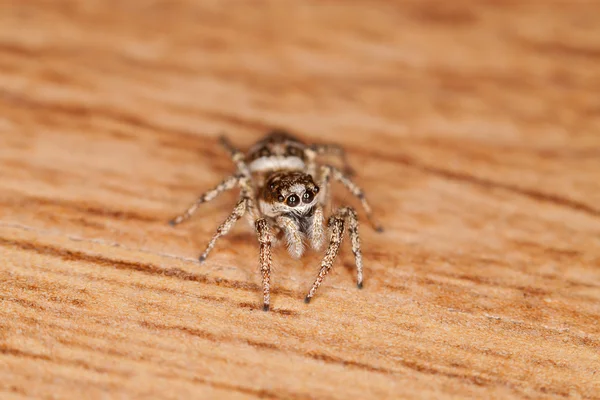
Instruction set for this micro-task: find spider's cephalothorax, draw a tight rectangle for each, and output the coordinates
[169,131,382,311]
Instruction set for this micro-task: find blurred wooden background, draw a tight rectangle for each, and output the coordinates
[1,1,599,398]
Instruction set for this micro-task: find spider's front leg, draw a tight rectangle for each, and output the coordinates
[305,206,364,303]
[255,218,272,311]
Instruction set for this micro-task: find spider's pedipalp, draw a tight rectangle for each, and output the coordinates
[275,215,304,259]
[309,204,325,250]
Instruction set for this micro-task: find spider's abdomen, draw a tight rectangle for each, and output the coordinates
[246,131,308,173]
[248,155,305,173]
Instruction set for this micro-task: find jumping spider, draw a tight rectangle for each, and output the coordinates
[169,131,382,311]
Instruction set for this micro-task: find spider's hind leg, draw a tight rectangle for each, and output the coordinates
[219,135,251,176]
[310,143,355,176]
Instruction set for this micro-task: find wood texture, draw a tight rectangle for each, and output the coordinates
[1,1,599,399]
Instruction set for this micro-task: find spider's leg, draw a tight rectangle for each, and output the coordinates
[255,218,272,311]
[316,164,333,209]
[305,212,345,303]
[305,206,364,302]
[342,207,364,288]
[169,174,242,226]
[275,215,304,259]
[219,135,251,176]
[198,196,248,263]
[309,203,325,251]
[322,165,383,232]
[310,143,355,176]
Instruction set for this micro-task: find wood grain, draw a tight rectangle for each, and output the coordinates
[1,1,599,399]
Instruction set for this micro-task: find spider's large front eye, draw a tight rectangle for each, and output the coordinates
[302,191,314,203]
[286,195,299,207]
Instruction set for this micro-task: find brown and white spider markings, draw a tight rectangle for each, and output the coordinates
[169,131,382,311]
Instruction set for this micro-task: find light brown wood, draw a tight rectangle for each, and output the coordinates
[1,1,599,399]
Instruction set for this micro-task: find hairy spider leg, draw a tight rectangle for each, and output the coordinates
[219,135,251,177]
[197,179,259,262]
[310,143,355,176]
[345,207,364,288]
[305,207,364,303]
[198,197,249,263]
[319,165,383,232]
[255,218,272,311]
[168,174,243,226]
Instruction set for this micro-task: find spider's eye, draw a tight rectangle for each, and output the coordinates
[277,195,285,202]
[314,186,320,193]
[270,183,275,189]
[302,191,314,203]
[286,195,299,207]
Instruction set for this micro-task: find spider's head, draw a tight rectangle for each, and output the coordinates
[260,171,320,216]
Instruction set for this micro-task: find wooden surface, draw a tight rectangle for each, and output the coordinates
[1,1,600,399]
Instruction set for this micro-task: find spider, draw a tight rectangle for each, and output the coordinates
[169,131,382,311]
